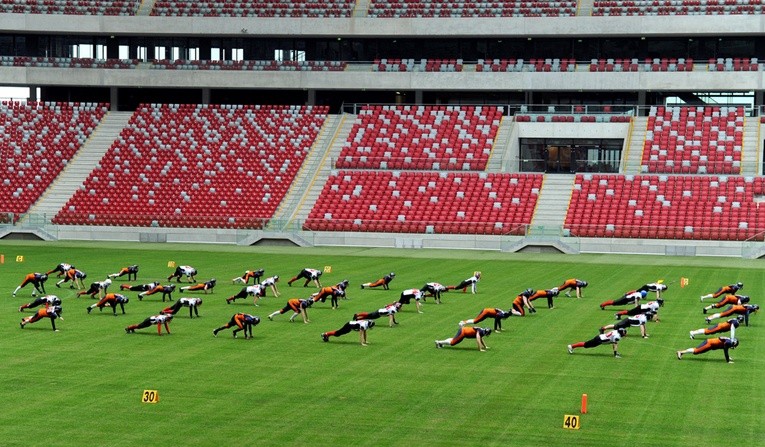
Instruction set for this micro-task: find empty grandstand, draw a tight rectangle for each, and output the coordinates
[1,4,765,256]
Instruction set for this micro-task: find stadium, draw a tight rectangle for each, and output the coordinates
[0,2,764,447]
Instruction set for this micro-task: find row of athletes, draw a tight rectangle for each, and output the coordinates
[17,292,204,331]
[568,281,757,363]
[676,282,758,363]
[564,280,670,358]
[14,265,484,312]
[431,279,596,352]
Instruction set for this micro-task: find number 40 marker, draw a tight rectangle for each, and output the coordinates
[563,414,580,430]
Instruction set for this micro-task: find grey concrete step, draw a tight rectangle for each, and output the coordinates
[25,111,133,221]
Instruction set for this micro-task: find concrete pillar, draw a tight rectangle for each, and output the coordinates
[637,91,647,116]
[110,87,118,111]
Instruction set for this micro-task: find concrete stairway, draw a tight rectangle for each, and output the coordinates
[24,111,132,222]
[621,116,647,175]
[136,0,158,16]
[742,118,760,176]
[485,117,512,173]
[528,174,575,235]
[353,0,370,16]
[577,0,595,15]
[268,113,353,230]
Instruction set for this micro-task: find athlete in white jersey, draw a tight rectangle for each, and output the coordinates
[162,297,203,318]
[322,319,375,346]
[259,275,280,297]
[226,285,265,305]
[567,328,625,358]
[168,265,197,283]
[125,314,173,335]
[420,282,447,304]
[399,289,424,314]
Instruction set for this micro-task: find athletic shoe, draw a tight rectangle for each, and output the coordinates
[434,341,442,348]
[705,318,711,324]
[458,320,466,327]
[614,353,622,359]
[598,327,605,334]
[55,284,60,288]
[702,308,707,314]
[322,333,329,342]
[19,322,24,329]
[676,351,683,360]
[642,335,649,339]
[212,330,218,337]
[567,345,574,354]
[360,285,364,289]
[268,315,273,321]
[18,306,22,312]
[615,313,621,320]
[87,307,92,314]
[565,292,571,297]
[699,296,704,302]
[689,332,695,340]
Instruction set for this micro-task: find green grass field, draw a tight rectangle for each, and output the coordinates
[1,240,762,447]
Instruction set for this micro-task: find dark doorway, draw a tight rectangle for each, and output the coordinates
[546,145,572,173]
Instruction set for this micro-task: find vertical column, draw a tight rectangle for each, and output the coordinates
[110,87,119,111]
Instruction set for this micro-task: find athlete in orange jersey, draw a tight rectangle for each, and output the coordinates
[689,317,741,340]
[213,313,260,339]
[267,298,312,323]
[310,286,345,309]
[20,305,63,331]
[13,273,48,297]
[87,293,129,316]
[510,289,535,316]
[677,337,738,363]
[557,278,587,298]
[700,282,743,302]
[459,308,511,332]
[232,269,264,285]
[55,268,86,290]
[180,279,216,294]
[360,272,395,290]
[435,326,491,351]
[527,288,560,310]
[138,284,175,302]
[702,294,749,314]
[108,265,139,281]
[706,304,759,326]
